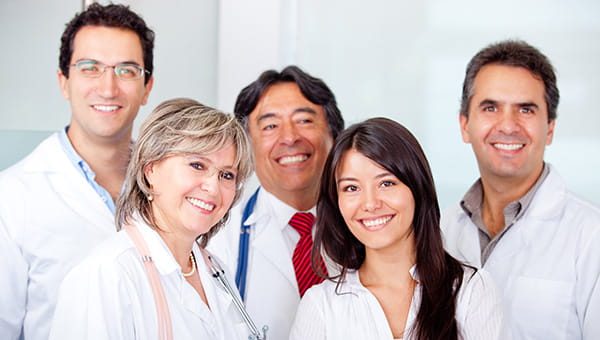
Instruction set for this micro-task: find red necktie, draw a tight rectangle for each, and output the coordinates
[289,212,327,297]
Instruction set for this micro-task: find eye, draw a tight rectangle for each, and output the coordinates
[483,105,496,112]
[116,64,140,79]
[77,61,100,73]
[220,170,236,181]
[341,184,358,192]
[190,162,205,171]
[298,118,313,124]
[520,107,533,114]
[262,123,277,131]
[380,180,396,188]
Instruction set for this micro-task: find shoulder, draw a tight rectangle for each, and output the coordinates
[440,204,469,231]
[61,231,138,287]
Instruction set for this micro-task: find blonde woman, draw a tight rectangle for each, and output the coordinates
[50,98,256,339]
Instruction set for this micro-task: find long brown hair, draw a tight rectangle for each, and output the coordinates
[314,117,466,340]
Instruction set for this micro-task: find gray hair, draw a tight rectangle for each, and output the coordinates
[116,97,253,246]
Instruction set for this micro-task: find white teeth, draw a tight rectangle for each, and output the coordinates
[93,105,119,112]
[278,154,308,165]
[362,216,392,227]
[493,143,523,151]
[187,197,215,211]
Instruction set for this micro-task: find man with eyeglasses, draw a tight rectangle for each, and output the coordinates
[0,4,154,339]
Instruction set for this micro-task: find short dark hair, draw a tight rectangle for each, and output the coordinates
[461,40,559,122]
[315,117,466,340]
[59,3,155,85]
[233,65,344,140]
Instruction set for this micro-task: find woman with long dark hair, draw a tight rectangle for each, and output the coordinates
[290,117,504,339]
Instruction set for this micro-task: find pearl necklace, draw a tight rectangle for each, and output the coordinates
[182,252,196,277]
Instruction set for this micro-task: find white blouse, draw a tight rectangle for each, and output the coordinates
[290,266,506,340]
[49,219,250,340]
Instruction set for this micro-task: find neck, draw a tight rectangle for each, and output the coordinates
[155,228,197,273]
[272,187,318,212]
[479,165,544,236]
[67,128,131,201]
[359,240,416,288]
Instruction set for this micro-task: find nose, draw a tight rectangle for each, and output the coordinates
[361,187,381,212]
[279,121,300,145]
[496,109,520,135]
[96,66,120,98]
[200,169,220,194]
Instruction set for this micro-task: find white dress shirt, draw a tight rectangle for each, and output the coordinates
[49,218,249,340]
[442,165,600,340]
[290,266,505,340]
[209,187,322,340]
[0,133,115,340]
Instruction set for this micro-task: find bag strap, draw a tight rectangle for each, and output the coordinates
[125,223,173,340]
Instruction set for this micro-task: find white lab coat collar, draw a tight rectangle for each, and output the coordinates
[130,217,182,276]
[129,217,240,333]
[243,188,316,234]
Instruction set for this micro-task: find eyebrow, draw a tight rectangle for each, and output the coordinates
[478,99,539,109]
[185,154,235,170]
[74,58,142,66]
[336,171,392,185]
[256,106,318,123]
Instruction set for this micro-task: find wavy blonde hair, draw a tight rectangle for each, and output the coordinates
[116,98,253,246]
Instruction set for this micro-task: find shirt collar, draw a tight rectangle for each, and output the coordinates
[246,187,316,231]
[460,162,550,225]
[132,217,181,276]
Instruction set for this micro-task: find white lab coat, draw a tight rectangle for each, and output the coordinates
[50,218,249,340]
[441,165,600,340]
[0,133,115,340]
[209,187,334,340]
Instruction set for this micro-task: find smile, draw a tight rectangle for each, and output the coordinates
[278,154,308,165]
[186,197,215,211]
[92,105,120,112]
[493,143,524,151]
[361,215,393,231]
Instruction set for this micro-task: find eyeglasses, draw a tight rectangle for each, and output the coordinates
[69,60,148,80]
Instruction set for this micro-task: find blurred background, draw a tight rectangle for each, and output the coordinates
[1,0,598,208]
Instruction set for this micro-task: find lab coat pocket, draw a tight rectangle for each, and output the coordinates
[509,276,573,340]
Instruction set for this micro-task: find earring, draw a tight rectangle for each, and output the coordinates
[147,194,153,202]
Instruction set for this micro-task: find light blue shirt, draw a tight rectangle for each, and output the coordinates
[58,126,116,214]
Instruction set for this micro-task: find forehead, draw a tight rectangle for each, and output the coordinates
[250,82,325,118]
[472,64,546,103]
[71,25,144,65]
[337,149,387,177]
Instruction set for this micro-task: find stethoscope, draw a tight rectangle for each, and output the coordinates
[125,222,268,340]
[235,188,260,301]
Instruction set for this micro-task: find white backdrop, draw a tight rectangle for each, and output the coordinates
[1,0,599,208]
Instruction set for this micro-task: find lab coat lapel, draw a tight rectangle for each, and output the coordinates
[455,219,483,268]
[27,134,113,227]
[252,216,298,290]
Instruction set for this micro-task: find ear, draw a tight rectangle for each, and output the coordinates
[459,114,471,143]
[144,162,156,187]
[545,119,556,146]
[57,70,70,100]
[141,76,154,106]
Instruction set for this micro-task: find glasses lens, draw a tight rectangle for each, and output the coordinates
[75,61,102,77]
[115,64,143,80]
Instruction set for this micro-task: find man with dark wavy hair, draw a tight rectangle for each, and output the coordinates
[209,66,344,340]
[442,40,600,339]
[0,4,154,339]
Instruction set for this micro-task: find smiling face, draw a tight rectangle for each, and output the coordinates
[336,148,415,254]
[460,64,555,185]
[247,82,334,210]
[58,25,153,145]
[144,143,238,242]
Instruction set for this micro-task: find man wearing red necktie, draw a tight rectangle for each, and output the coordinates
[209,66,344,340]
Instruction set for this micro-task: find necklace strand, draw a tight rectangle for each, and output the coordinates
[182,252,196,277]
